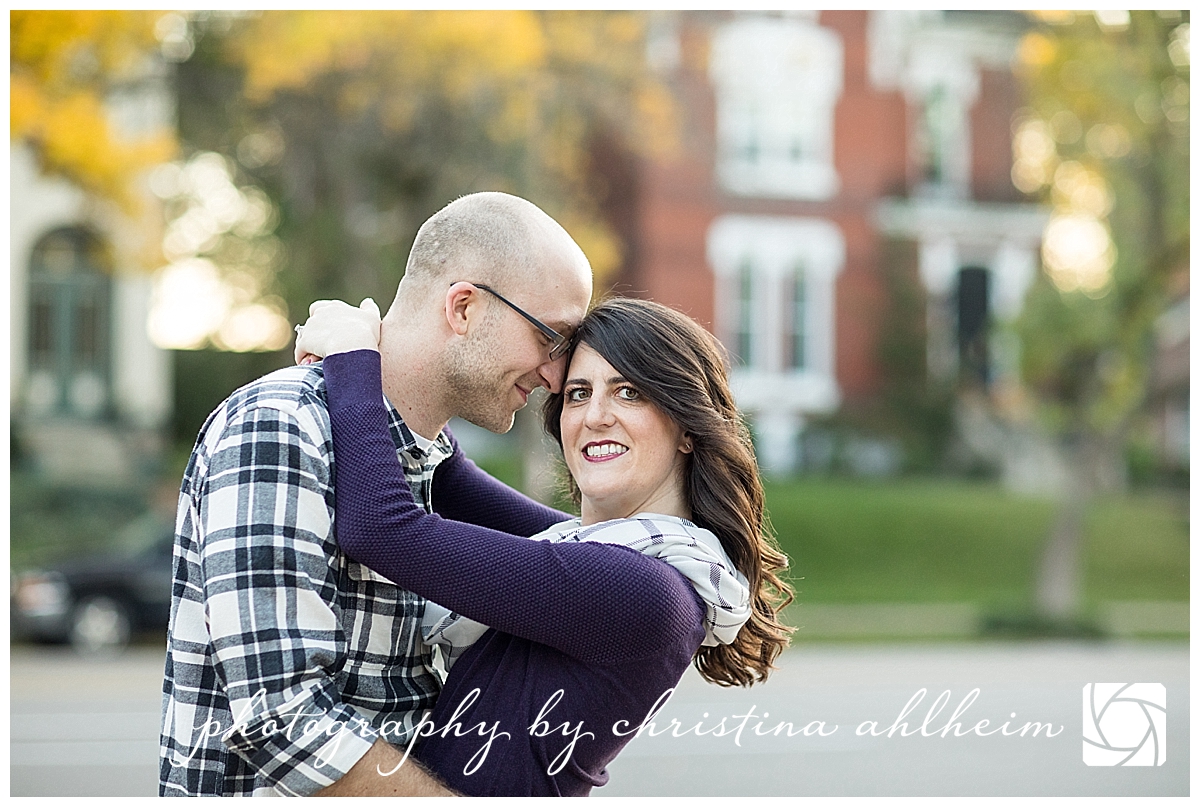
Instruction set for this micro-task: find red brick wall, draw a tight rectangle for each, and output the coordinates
[823,11,905,398]
[610,17,722,329]
[972,68,1023,202]
[612,11,1020,405]
[614,10,913,401]
[825,12,909,200]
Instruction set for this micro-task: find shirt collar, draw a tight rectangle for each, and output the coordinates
[383,396,452,466]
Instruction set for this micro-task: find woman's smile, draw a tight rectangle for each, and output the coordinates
[583,440,628,460]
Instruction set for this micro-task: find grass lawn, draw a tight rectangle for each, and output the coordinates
[473,454,1191,611]
[764,477,1189,609]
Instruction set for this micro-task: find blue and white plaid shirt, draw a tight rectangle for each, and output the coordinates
[159,364,451,796]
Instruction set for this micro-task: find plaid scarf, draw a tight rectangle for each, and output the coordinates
[423,513,752,670]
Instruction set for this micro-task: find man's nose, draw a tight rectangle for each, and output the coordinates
[537,354,569,394]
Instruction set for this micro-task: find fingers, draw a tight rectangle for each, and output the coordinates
[294,295,381,359]
[295,327,325,360]
[295,329,322,364]
[306,298,380,324]
[308,299,341,316]
[359,297,381,319]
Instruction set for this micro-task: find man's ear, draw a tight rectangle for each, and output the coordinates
[445,282,478,337]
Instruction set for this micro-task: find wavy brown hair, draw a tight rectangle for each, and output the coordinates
[543,297,793,687]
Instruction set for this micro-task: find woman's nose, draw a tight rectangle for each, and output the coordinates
[583,394,615,427]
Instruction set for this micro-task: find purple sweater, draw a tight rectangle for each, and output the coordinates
[323,350,705,797]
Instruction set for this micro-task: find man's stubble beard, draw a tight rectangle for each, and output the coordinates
[443,322,521,434]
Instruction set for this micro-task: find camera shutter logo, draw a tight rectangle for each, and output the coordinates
[1082,683,1165,766]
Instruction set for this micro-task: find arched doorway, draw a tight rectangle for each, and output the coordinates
[26,227,113,419]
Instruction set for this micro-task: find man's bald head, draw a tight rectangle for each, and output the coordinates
[394,192,591,309]
[377,192,594,437]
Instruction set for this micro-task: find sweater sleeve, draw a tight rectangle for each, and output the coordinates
[323,350,703,665]
[432,427,572,535]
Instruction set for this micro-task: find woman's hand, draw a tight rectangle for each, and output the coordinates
[294,298,381,365]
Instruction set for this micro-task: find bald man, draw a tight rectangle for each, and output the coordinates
[159,193,593,796]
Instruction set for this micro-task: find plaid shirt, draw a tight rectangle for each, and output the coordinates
[159,364,451,796]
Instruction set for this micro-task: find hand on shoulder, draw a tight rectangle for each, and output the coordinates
[295,298,381,365]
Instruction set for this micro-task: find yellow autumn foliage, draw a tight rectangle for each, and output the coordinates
[225,10,674,284]
[1017,32,1058,74]
[231,11,548,104]
[557,212,623,285]
[10,10,178,211]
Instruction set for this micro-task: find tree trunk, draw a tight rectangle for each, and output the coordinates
[1034,432,1124,621]
[1034,469,1089,620]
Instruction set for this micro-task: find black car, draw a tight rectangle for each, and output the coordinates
[12,516,174,653]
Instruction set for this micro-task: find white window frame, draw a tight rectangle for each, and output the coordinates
[709,16,843,201]
[707,215,844,414]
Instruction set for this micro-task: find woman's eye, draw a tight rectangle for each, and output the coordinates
[566,388,590,402]
[616,386,640,401]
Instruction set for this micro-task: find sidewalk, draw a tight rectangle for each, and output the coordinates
[790,601,1189,640]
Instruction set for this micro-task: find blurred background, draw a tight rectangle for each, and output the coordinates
[9,10,1190,797]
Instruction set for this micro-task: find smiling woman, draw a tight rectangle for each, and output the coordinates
[543,297,793,686]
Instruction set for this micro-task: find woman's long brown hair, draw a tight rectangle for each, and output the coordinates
[543,297,794,686]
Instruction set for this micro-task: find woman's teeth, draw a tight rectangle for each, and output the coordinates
[586,443,628,458]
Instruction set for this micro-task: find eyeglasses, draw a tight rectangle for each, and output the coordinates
[453,282,572,361]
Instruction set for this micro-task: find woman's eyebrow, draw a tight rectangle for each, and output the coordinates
[563,375,627,387]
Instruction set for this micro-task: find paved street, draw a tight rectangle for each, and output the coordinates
[11,643,165,797]
[10,640,1188,797]
[598,641,1188,797]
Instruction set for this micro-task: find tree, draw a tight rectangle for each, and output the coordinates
[172,11,675,321]
[158,11,676,496]
[1009,11,1189,624]
[10,10,177,212]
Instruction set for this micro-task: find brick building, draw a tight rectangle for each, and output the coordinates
[600,10,1049,473]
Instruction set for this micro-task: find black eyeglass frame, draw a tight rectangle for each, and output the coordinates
[452,282,572,361]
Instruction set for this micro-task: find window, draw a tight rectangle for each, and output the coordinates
[710,16,843,200]
[708,215,843,386]
[785,264,807,370]
[734,258,755,366]
[26,228,112,419]
[911,72,977,198]
[920,85,951,186]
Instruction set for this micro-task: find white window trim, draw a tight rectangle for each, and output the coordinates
[707,215,844,414]
[709,17,843,201]
[906,47,979,199]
